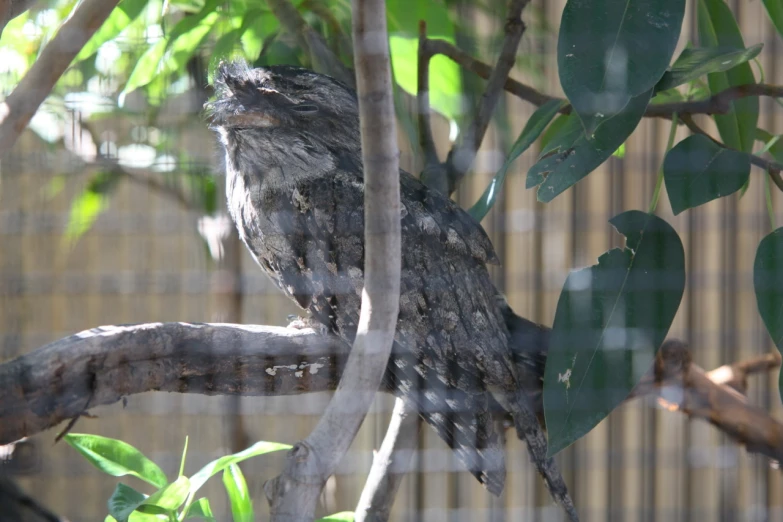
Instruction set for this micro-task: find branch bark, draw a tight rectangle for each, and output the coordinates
[263,2,401,519]
[0,0,121,155]
[354,398,421,522]
[0,323,350,445]
[2,323,782,464]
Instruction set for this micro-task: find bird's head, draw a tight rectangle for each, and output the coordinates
[206,61,361,152]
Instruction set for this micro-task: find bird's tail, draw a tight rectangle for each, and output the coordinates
[384,352,507,496]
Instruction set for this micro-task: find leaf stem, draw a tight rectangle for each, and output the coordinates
[764,170,776,230]
[649,113,679,214]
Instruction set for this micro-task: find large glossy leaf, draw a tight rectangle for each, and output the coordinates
[222,464,253,522]
[469,99,565,221]
[558,0,685,134]
[527,88,652,202]
[544,211,685,456]
[663,134,751,215]
[188,440,291,494]
[762,0,783,40]
[655,44,763,92]
[753,228,783,404]
[64,433,167,488]
[74,0,149,63]
[386,0,461,121]
[698,0,759,153]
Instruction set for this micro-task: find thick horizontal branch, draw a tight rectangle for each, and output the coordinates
[2,323,781,465]
[425,37,783,121]
[0,322,349,445]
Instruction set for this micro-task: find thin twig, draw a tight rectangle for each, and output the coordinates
[0,0,121,155]
[354,398,422,522]
[444,0,530,194]
[416,22,438,171]
[264,1,401,519]
[424,37,783,122]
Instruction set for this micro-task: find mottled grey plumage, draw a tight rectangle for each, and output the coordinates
[207,62,575,515]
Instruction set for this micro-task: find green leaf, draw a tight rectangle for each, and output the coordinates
[189,440,291,494]
[223,464,253,522]
[386,0,461,121]
[528,88,652,202]
[655,44,763,92]
[754,228,783,404]
[538,113,572,151]
[64,433,167,488]
[64,171,122,243]
[697,0,759,153]
[316,512,355,522]
[108,483,146,522]
[141,475,190,511]
[185,498,216,521]
[663,134,751,215]
[757,128,783,163]
[544,211,685,456]
[469,99,565,221]
[612,143,626,159]
[762,0,783,40]
[121,0,220,101]
[558,0,685,134]
[74,0,149,63]
[240,10,279,63]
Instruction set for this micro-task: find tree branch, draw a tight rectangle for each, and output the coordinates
[265,0,355,88]
[354,398,421,522]
[631,340,783,462]
[263,1,401,519]
[0,0,121,155]
[444,0,529,195]
[423,37,783,122]
[2,323,782,465]
[0,323,350,445]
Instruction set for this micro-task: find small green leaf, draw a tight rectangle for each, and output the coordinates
[64,171,122,243]
[64,433,167,488]
[538,113,572,152]
[141,475,190,511]
[753,228,783,404]
[469,99,565,221]
[189,440,291,495]
[107,483,146,522]
[663,134,751,215]
[558,0,685,134]
[698,0,759,153]
[240,10,279,63]
[756,128,783,164]
[528,88,652,202]
[655,44,763,92]
[223,464,253,522]
[762,0,783,40]
[74,0,149,63]
[612,143,626,158]
[316,512,355,522]
[544,211,685,456]
[185,498,216,521]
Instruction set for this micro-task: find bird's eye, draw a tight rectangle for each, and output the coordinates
[291,104,319,114]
